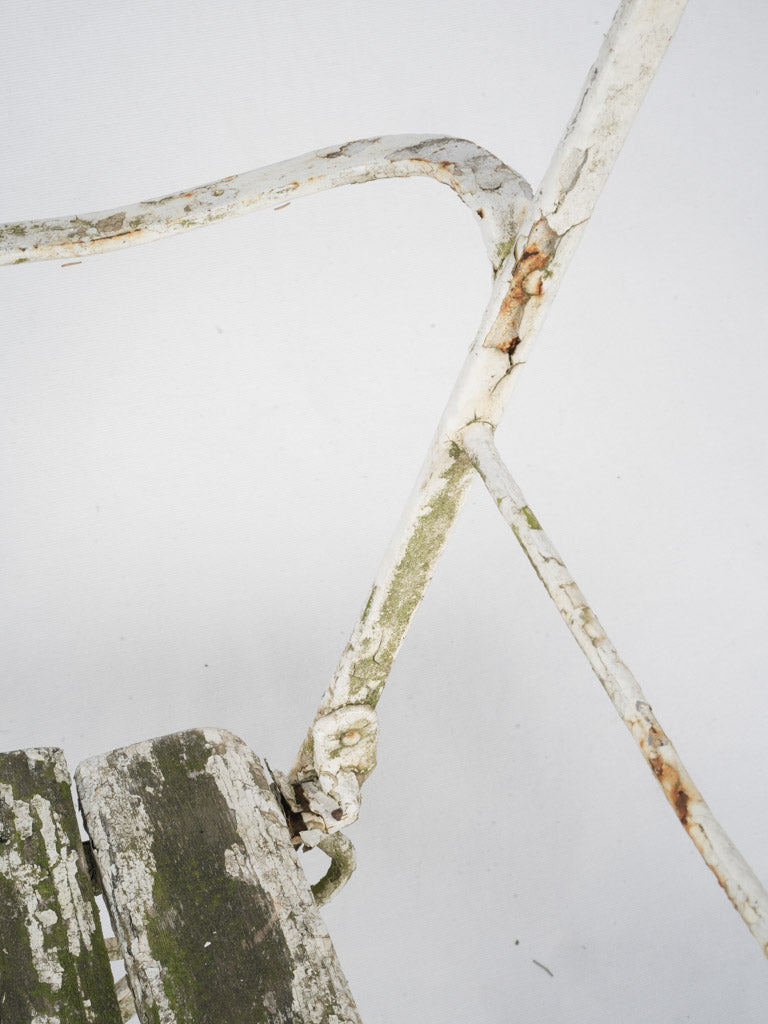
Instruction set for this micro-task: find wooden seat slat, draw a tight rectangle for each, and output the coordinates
[76,728,362,1024]
[0,747,122,1023]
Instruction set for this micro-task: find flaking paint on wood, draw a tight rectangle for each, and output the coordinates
[76,728,362,1024]
[0,747,122,1023]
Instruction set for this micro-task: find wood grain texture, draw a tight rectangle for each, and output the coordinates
[0,747,122,1023]
[76,728,363,1024]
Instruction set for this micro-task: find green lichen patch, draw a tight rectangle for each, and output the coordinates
[521,505,541,530]
[361,585,378,620]
[347,444,473,704]
[129,732,295,1023]
[493,234,516,270]
[0,749,122,1023]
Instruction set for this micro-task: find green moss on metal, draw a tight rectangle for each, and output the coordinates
[521,505,541,530]
[131,732,295,1022]
[347,443,473,704]
[12,257,29,264]
[361,585,377,620]
[494,234,515,268]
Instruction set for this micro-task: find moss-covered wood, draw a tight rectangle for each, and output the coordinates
[75,728,363,1024]
[0,747,123,1023]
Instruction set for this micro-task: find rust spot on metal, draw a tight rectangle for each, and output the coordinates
[649,754,690,824]
[72,227,146,255]
[273,202,291,211]
[485,217,559,353]
[638,710,697,829]
[499,335,522,356]
[476,208,485,219]
[182,192,194,197]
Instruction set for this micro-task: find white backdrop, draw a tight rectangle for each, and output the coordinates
[2,1,767,1020]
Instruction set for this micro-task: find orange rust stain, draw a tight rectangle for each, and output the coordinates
[503,243,551,306]
[45,226,145,257]
[499,335,521,356]
[649,756,691,824]
[182,192,194,197]
[105,229,143,242]
[84,228,145,253]
[485,218,559,353]
[637,716,739,905]
[640,716,699,830]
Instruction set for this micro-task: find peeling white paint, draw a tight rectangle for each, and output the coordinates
[31,792,97,958]
[76,744,171,1023]
[460,420,768,959]
[203,729,362,1022]
[1,794,64,993]
[0,749,121,1018]
[311,707,378,827]
[290,0,693,833]
[0,135,531,272]
[77,730,363,1023]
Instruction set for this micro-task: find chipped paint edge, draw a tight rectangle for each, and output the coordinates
[0,134,531,272]
[460,421,768,959]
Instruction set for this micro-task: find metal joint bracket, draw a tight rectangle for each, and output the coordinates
[312,705,378,827]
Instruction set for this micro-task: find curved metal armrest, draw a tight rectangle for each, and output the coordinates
[0,134,531,271]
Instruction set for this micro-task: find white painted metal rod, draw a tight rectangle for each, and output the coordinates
[461,420,768,960]
[0,134,531,271]
[533,0,689,238]
[290,0,691,828]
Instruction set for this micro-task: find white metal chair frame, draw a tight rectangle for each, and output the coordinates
[2,0,766,965]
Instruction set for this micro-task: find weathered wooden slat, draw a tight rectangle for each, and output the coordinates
[76,728,363,1024]
[0,747,123,1023]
